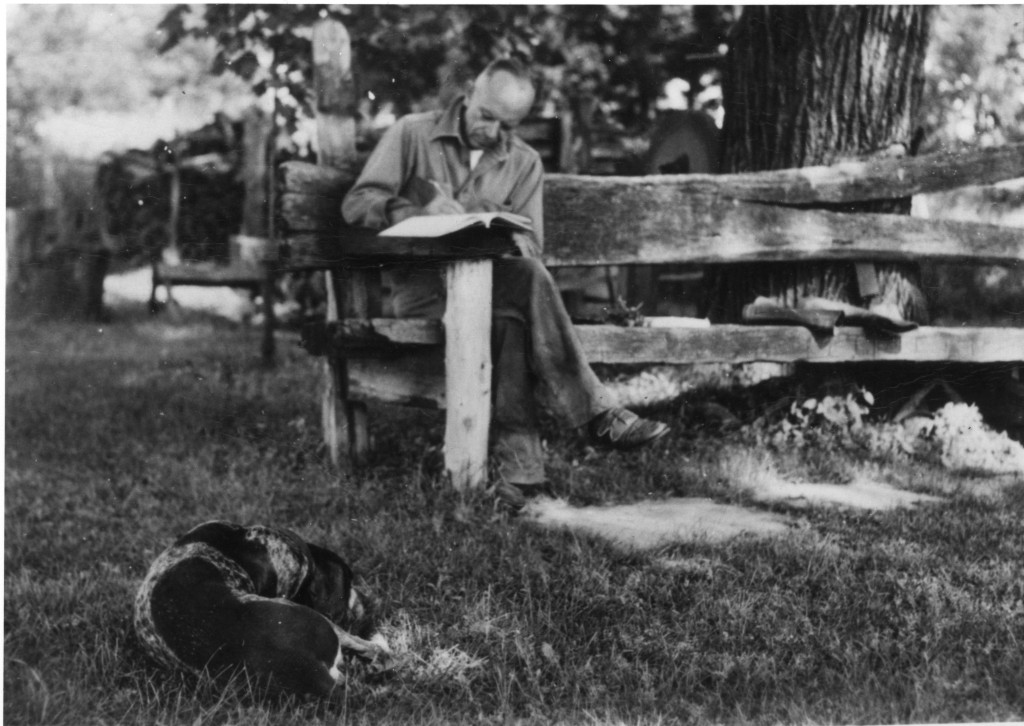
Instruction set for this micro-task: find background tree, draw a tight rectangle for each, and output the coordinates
[156,4,731,166]
[705,6,935,324]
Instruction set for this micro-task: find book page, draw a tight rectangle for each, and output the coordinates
[379,214,484,237]
[379,212,532,238]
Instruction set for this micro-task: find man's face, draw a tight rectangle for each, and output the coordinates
[463,71,534,150]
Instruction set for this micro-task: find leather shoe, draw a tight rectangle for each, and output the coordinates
[588,408,670,450]
[494,481,553,513]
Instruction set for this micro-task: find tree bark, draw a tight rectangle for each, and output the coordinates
[707,6,934,324]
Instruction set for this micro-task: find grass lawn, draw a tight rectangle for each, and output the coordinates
[5,305,1024,725]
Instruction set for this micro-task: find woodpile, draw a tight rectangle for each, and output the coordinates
[96,114,245,267]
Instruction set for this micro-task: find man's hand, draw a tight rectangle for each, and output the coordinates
[510,231,541,259]
[423,195,466,215]
[385,193,465,226]
[463,198,503,214]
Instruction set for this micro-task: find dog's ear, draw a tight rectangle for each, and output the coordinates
[303,544,352,618]
[306,544,381,639]
[344,584,383,640]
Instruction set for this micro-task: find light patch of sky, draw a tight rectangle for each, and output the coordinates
[37,107,219,158]
[11,4,252,157]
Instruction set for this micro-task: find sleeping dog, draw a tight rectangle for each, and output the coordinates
[134,520,390,698]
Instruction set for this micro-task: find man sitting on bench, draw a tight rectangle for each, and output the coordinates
[342,58,669,509]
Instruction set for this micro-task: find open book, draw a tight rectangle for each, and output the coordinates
[379,211,533,238]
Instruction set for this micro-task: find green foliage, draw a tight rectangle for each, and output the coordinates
[152,4,1024,158]
[5,4,246,206]
[156,5,732,144]
[754,387,877,452]
[6,5,239,118]
[922,5,1024,149]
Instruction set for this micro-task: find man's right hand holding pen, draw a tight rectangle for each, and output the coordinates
[423,180,465,215]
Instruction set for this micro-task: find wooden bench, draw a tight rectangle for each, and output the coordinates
[274,19,1024,489]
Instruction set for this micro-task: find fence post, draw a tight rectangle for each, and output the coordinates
[312,17,367,470]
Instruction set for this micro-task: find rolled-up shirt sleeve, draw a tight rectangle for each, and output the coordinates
[341,120,416,230]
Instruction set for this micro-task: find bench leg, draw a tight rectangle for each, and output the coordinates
[349,400,369,461]
[443,259,493,490]
[321,270,371,471]
[321,357,348,468]
[321,356,370,470]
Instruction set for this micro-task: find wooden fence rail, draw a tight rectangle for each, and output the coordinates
[277,142,1024,269]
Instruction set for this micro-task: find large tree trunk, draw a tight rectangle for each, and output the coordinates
[705,6,933,324]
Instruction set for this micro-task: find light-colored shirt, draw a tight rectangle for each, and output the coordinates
[341,95,545,249]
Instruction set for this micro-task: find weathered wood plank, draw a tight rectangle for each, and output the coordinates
[575,324,1024,364]
[281,206,1023,269]
[443,260,493,490]
[547,142,1024,206]
[278,162,1024,267]
[154,261,263,287]
[279,191,346,233]
[280,229,515,269]
[278,160,359,195]
[331,318,444,347]
[348,349,446,407]
[276,161,356,233]
[335,317,1024,364]
[542,192,1024,266]
[277,144,1024,231]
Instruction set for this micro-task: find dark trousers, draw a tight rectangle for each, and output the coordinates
[386,257,614,483]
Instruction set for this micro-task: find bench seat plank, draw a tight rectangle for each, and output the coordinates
[348,350,446,407]
[281,229,516,269]
[154,261,263,288]
[330,318,1024,367]
[575,324,1024,365]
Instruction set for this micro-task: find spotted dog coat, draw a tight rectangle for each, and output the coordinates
[134,521,388,698]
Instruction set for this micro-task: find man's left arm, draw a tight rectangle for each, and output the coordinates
[506,155,545,259]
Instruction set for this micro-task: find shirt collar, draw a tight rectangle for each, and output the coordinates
[430,94,511,160]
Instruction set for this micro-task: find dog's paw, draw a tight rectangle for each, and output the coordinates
[365,633,396,671]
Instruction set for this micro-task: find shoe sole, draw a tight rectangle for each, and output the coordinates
[607,423,670,451]
[494,482,527,512]
[494,482,553,514]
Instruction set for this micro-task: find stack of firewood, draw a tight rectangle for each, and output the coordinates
[96,114,245,267]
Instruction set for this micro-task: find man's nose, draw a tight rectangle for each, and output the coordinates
[485,121,500,138]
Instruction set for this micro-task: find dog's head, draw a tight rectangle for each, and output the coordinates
[301,543,379,640]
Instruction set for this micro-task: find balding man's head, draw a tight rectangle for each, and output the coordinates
[463,59,536,150]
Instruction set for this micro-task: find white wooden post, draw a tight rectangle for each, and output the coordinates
[443,259,493,489]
